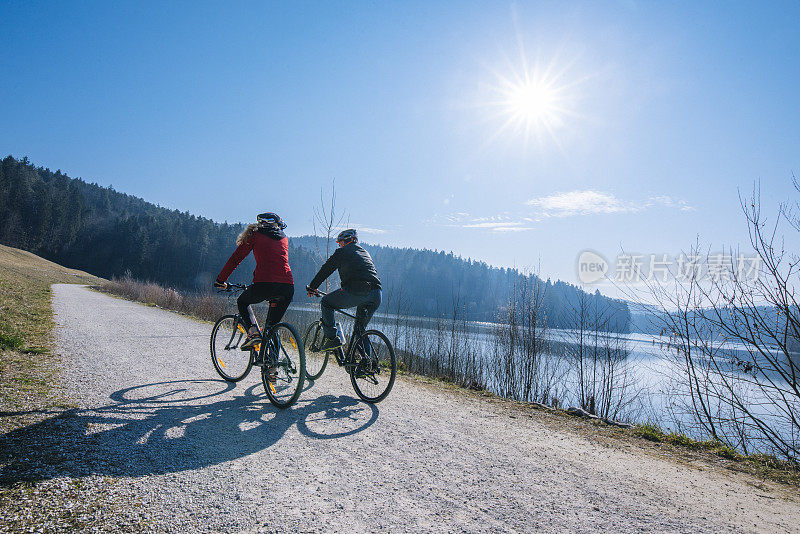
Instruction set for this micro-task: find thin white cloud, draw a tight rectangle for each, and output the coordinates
[423,212,471,225]
[358,227,387,235]
[493,226,535,232]
[425,190,691,236]
[332,225,387,235]
[447,212,471,222]
[644,195,695,212]
[463,221,524,228]
[427,213,535,233]
[526,190,693,217]
[463,220,535,233]
[526,190,632,216]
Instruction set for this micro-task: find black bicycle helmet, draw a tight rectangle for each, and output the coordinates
[257,212,286,229]
[336,228,357,244]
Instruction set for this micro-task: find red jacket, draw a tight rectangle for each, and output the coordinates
[217,229,294,285]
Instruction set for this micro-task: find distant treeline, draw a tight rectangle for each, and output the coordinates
[0,155,630,330]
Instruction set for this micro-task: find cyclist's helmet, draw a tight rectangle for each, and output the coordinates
[257,212,286,229]
[336,228,357,244]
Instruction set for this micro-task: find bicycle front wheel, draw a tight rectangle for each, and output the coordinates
[350,330,396,403]
[303,321,329,380]
[211,315,253,382]
[263,323,305,409]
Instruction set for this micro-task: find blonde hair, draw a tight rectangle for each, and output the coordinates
[236,223,259,246]
[236,221,280,246]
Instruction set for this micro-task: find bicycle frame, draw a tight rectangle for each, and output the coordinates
[303,286,395,401]
[224,315,267,354]
[212,283,305,407]
[306,286,376,371]
[328,308,367,367]
[219,284,277,358]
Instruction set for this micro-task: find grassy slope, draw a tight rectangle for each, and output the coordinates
[0,244,104,425]
[0,245,123,532]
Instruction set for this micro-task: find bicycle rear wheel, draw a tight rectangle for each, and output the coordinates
[350,330,396,403]
[263,323,305,409]
[302,321,329,380]
[211,315,253,382]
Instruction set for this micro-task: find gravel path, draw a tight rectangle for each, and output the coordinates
[5,284,798,533]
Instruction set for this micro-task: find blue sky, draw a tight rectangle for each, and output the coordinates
[2,1,799,297]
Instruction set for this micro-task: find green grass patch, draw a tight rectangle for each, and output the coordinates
[635,422,665,442]
[0,330,24,350]
[666,431,699,448]
[631,421,800,485]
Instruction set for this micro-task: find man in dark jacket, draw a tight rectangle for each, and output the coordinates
[307,229,381,350]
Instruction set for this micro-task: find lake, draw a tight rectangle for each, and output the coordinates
[284,304,799,453]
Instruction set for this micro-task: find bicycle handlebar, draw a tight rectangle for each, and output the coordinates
[306,286,357,319]
[306,285,325,297]
[218,283,247,293]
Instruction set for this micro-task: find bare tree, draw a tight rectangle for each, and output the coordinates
[493,274,566,405]
[566,292,592,411]
[646,182,800,460]
[312,180,348,293]
[564,291,637,419]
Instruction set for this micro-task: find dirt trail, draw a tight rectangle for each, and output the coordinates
[4,284,798,533]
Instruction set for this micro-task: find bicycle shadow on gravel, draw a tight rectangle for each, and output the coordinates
[0,378,378,484]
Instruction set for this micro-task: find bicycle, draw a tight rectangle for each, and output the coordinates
[303,286,396,403]
[210,283,305,409]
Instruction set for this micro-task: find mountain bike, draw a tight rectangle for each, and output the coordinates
[210,283,305,409]
[303,287,396,403]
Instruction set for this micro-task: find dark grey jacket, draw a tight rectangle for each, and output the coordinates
[309,243,381,293]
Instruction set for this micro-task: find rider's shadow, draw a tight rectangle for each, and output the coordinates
[295,393,379,440]
[0,378,378,484]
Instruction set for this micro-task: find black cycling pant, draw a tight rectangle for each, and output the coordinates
[237,282,294,332]
[320,288,381,339]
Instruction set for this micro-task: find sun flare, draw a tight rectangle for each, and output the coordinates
[492,73,567,145]
[507,82,558,123]
[483,50,578,148]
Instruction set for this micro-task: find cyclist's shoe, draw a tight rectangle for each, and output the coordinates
[319,336,343,352]
[241,333,262,351]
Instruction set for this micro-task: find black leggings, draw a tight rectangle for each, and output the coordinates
[237,282,294,331]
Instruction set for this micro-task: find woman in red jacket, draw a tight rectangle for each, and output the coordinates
[214,212,294,350]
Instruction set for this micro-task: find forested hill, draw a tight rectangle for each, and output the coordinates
[0,155,630,329]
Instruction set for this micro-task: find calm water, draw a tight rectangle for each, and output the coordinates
[285,304,798,449]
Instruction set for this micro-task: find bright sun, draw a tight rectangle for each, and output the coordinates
[507,82,558,123]
[485,53,576,147]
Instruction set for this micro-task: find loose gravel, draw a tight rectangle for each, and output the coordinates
[2,284,798,533]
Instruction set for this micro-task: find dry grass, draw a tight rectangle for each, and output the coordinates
[0,244,104,429]
[99,276,227,322]
[0,245,116,531]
